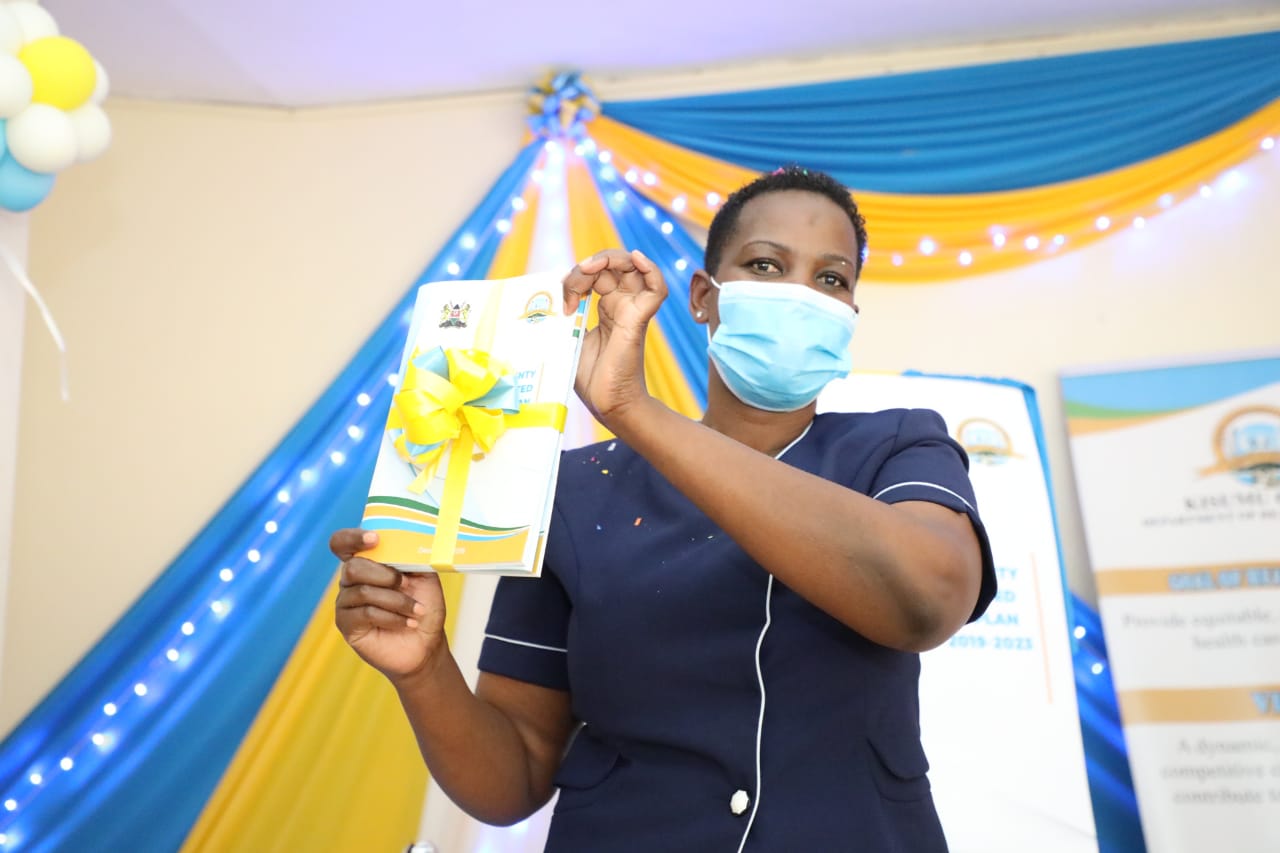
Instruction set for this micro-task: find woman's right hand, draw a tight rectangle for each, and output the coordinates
[332,529,448,683]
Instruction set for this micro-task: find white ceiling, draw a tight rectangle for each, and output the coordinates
[38,0,1280,107]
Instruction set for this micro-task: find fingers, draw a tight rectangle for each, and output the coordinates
[330,528,377,561]
[336,557,428,634]
[564,249,665,314]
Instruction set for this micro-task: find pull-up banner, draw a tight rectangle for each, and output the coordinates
[1062,352,1280,853]
[820,372,1097,853]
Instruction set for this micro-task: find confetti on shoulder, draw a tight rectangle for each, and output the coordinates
[601,469,610,475]
[633,517,642,526]
[607,442,616,451]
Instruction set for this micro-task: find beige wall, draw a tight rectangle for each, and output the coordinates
[6,22,1280,737]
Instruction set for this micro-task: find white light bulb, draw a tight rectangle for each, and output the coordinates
[446,262,461,276]
[496,219,511,234]
[1262,137,1275,151]
[330,451,346,466]
[166,648,180,662]
[29,773,42,786]
[598,151,612,163]
[1091,662,1104,675]
[671,196,687,213]
[385,373,399,386]
[276,490,292,506]
[60,757,73,771]
[918,238,937,256]
[991,232,1006,248]
[300,469,316,485]
[612,190,626,204]
[104,702,118,716]
[219,567,234,582]
[211,600,228,616]
[181,622,195,636]
[1024,236,1040,251]
[264,521,278,534]
[1073,625,1086,639]
[1198,185,1212,198]
[530,170,545,184]
[675,259,688,271]
[1053,234,1066,246]
[958,251,973,266]
[573,143,585,157]
[356,393,371,407]
[642,172,657,186]
[1133,216,1146,230]
[460,233,477,250]
[1095,216,1111,231]
[624,169,638,184]
[661,222,674,235]
[91,733,107,748]
[891,254,904,267]
[1158,194,1174,208]
[706,192,721,207]
[346,424,363,440]
[511,197,527,212]
[599,166,616,182]
[3,798,14,811]
[247,549,261,563]
[134,683,148,697]
[643,206,656,220]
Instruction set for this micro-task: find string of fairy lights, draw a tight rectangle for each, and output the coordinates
[1,125,1276,849]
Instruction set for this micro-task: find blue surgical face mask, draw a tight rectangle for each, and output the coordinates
[706,278,857,412]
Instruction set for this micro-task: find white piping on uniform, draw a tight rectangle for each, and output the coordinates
[735,423,809,852]
[483,633,568,653]
[872,480,975,512]
[737,574,773,853]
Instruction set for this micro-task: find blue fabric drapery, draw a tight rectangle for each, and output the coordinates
[604,31,1280,193]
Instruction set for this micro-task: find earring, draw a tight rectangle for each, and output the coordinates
[695,311,704,318]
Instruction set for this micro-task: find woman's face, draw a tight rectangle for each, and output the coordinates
[713,189,860,308]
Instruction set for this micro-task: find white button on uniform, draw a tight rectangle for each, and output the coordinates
[730,789,751,815]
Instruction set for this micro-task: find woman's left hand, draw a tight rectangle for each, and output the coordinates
[563,248,666,427]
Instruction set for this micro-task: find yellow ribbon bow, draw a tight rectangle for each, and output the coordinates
[386,346,566,569]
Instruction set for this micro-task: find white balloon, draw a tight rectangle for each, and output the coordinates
[7,103,76,173]
[0,51,31,117]
[69,102,109,161]
[0,7,23,55]
[8,3,58,45]
[90,58,108,104]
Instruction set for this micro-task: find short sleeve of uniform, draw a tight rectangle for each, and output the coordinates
[868,408,997,621]
[476,507,573,692]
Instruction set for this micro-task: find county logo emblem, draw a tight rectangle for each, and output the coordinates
[955,418,1020,465]
[520,291,554,324]
[1200,406,1280,487]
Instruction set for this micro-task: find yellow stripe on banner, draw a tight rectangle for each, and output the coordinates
[180,572,464,852]
[183,160,547,852]
[1118,684,1280,724]
[565,156,704,426]
[589,100,1280,283]
[1095,562,1280,597]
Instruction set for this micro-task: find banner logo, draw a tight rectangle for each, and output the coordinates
[519,291,554,323]
[438,301,470,329]
[1200,406,1280,486]
[956,418,1021,465]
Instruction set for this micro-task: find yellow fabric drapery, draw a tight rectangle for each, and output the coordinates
[180,165,548,853]
[589,101,1280,283]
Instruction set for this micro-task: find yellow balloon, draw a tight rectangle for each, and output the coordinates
[18,36,97,111]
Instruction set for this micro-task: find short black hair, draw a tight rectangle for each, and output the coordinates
[703,165,868,280]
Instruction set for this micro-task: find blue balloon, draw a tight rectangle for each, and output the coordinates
[0,152,55,212]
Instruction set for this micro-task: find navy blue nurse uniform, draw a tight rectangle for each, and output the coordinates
[479,409,998,852]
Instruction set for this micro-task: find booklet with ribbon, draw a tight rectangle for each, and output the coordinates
[359,272,588,575]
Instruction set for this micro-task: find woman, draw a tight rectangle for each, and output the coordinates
[331,167,996,851]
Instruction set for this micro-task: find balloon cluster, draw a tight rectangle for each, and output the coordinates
[527,70,598,141]
[0,1,110,212]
